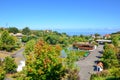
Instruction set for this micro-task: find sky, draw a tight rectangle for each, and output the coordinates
[0,0,120,33]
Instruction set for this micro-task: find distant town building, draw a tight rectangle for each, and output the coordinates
[104,34,111,39]
[91,34,103,39]
[15,33,23,38]
[10,33,23,37]
[44,30,52,33]
[91,34,96,39]
[10,33,23,42]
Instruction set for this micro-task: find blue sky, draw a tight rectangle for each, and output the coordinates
[0,0,120,32]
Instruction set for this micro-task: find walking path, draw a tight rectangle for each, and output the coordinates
[5,48,25,80]
[77,45,103,80]
[12,48,25,60]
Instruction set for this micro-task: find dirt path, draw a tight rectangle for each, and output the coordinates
[77,45,103,80]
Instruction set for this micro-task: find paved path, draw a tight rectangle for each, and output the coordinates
[77,45,103,80]
[12,48,25,60]
[5,48,25,80]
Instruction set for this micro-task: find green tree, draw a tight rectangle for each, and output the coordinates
[23,40,65,80]
[102,44,119,69]
[45,35,59,45]
[22,27,31,35]
[24,39,36,55]
[33,30,44,37]
[112,36,119,47]
[0,30,17,51]
[8,27,19,34]
[4,57,17,73]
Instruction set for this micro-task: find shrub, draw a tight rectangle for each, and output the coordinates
[0,30,17,51]
[0,67,5,80]
[4,57,17,73]
[24,39,36,55]
[65,68,80,80]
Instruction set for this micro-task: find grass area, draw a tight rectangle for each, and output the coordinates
[76,50,87,58]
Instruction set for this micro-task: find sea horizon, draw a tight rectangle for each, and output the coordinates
[54,29,120,36]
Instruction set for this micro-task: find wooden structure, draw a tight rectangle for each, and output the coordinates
[73,43,94,50]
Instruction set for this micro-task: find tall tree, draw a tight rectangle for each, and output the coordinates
[8,27,19,34]
[22,27,31,35]
[112,36,119,47]
[0,30,17,51]
[21,40,65,79]
[102,44,119,69]
[24,39,36,55]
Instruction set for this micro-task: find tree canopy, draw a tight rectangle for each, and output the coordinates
[0,30,17,51]
[21,40,65,80]
[102,44,118,69]
[24,39,36,55]
[7,27,19,34]
[22,27,31,35]
[4,57,17,73]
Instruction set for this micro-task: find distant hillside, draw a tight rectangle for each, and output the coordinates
[111,31,120,34]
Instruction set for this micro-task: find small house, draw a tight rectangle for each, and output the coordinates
[104,34,111,39]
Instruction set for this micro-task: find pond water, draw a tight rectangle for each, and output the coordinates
[61,47,89,58]
[60,47,74,58]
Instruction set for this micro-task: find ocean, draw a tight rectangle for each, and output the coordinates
[56,29,119,36]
